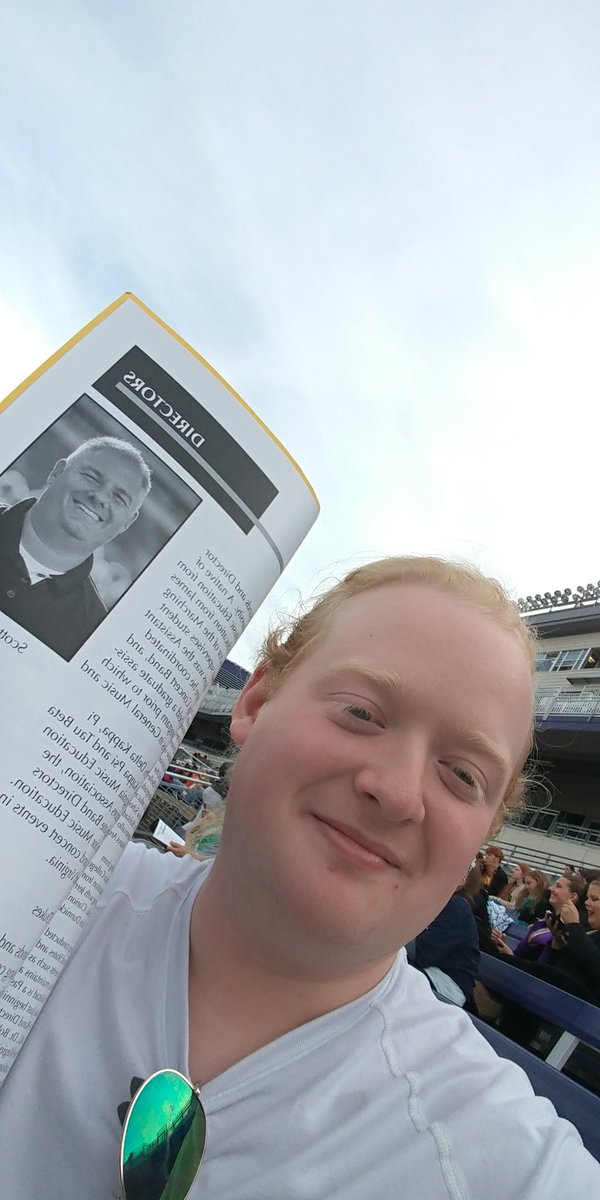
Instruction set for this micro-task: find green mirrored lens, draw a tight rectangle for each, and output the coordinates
[121,1070,206,1200]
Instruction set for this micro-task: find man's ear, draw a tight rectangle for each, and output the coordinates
[122,510,139,533]
[229,664,271,747]
[47,459,67,485]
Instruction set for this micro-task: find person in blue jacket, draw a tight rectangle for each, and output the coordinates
[408,868,480,1005]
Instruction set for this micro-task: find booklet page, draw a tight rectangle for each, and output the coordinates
[0,294,318,1077]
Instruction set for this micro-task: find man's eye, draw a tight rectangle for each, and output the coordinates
[452,765,477,789]
[345,704,375,723]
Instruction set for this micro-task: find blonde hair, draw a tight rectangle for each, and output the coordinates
[183,807,226,861]
[499,862,531,902]
[257,555,537,830]
[259,557,536,682]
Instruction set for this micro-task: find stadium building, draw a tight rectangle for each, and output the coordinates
[186,658,250,748]
[497,581,600,872]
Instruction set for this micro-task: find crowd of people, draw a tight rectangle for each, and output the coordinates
[488,864,600,1045]
[407,847,600,1015]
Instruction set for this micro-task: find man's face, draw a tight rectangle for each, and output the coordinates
[226,584,533,963]
[37,447,147,555]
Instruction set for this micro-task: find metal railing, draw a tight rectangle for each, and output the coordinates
[498,802,600,877]
[199,682,600,721]
[535,687,600,722]
[495,832,600,877]
[505,804,600,846]
[198,684,239,716]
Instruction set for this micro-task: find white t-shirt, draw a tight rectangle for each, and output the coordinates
[0,843,597,1199]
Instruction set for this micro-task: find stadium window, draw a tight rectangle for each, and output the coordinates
[554,649,589,671]
[582,648,600,669]
[557,810,585,828]
[535,650,561,671]
[536,647,600,672]
[531,810,555,832]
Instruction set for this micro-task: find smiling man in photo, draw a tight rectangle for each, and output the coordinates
[0,436,151,658]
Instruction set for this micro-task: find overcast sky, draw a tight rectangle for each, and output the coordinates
[1,1,599,668]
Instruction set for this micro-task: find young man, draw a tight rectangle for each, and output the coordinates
[0,556,598,1196]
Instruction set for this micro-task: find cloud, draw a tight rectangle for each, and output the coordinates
[2,0,600,667]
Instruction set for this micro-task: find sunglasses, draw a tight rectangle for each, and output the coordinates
[118,1069,207,1200]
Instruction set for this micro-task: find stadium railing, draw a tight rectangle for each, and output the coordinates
[471,1014,600,1162]
[477,951,600,1069]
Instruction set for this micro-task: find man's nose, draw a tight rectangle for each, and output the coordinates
[354,745,426,823]
[88,481,110,509]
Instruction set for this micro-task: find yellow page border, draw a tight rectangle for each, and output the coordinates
[0,292,319,508]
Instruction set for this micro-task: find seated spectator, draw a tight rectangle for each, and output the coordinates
[470,872,495,955]
[168,806,224,860]
[408,869,481,1006]
[497,862,531,910]
[548,872,588,922]
[182,782,207,811]
[167,767,230,858]
[482,845,508,896]
[201,761,230,811]
[514,869,549,924]
[579,866,600,887]
[471,858,517,952]
[541,876,600,1002]
[500,875,590,985]
[160,771,184,796]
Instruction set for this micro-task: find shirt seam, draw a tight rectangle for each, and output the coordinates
[375,998,467,1200]
[96,868,200,916]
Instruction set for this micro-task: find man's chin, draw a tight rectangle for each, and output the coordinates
[58,521,101,550]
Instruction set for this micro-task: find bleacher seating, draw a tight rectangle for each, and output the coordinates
[135,788,197,842]
[477,951,600,1070]
[471,1015,600,1162]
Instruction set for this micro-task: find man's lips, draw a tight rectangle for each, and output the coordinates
[73,498,104,524]
[313,815,400,869]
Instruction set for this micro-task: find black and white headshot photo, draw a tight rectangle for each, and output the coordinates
[0,393,201,660]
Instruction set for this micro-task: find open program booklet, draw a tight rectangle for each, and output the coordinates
[0,294,318,1079]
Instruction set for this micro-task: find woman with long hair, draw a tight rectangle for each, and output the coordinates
[497,862,531,909]
[514,869,548,924]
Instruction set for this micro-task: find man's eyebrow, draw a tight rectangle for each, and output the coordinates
[324,661,512,780]
[448,725,512,782]
[79,462,134,506]
[113,486,133,505]
[322,660,405,696]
